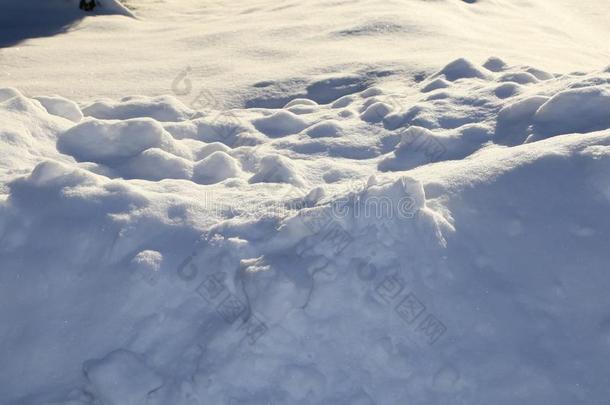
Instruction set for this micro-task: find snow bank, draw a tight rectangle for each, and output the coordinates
[3,60,610,404]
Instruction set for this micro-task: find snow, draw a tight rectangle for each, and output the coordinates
[305,120,343,138]
[2,1,610,404]
[1,0,609,104]
[432,58,490,82]
[252,111,310,138]
[533,86,610,137]
[249,154,305,187]
[193,151,243,185]
[82,96,194,122]
[33,95,84,123]
[83,350,164,405]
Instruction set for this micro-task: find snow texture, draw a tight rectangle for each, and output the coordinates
[2,1,610,404]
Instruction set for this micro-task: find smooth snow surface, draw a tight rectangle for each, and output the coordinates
[1,0,610,105]
[1,1,610,405]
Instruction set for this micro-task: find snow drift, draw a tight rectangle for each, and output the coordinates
[2,56,610,404]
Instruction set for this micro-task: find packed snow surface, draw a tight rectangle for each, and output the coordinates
[1,1,610,405]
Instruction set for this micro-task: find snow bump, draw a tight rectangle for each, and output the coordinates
[252,110,310,137]
[435,58,489,81]
[193,151,242,185]
[58,118,188,165]
[533,86,610,137]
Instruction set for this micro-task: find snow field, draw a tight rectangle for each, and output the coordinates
[1,56,610,404]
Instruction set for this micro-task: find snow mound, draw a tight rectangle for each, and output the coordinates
[379,125,490,171]
[165,117,260,147]
[193,151,242,185]
[498,71,539,85]
[360,101,394,123]
[495,96,550,144]
[483,56,508,72]
[0,89,71,180]
[434,58,489,81]
[421,78,450,93]
[305,120,344,138]
[533,86,610,137]
[252,111,310,137]
[494,82,521,99]
[0,87,23,103]
[34,95,84,123]
[195,141,232,160]
[83,95,194,122]
[122,148,193,181]
[284,98,318,108]
[19,159,99,189]
[57,118,189,164]
[331,95,355,109]
[249,154,305,186]
[130,250,163,285]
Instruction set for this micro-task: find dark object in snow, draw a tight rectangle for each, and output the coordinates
[80,0,96,12]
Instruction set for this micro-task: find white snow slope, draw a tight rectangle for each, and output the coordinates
[1,0,609,105]
[1,1,610,405]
